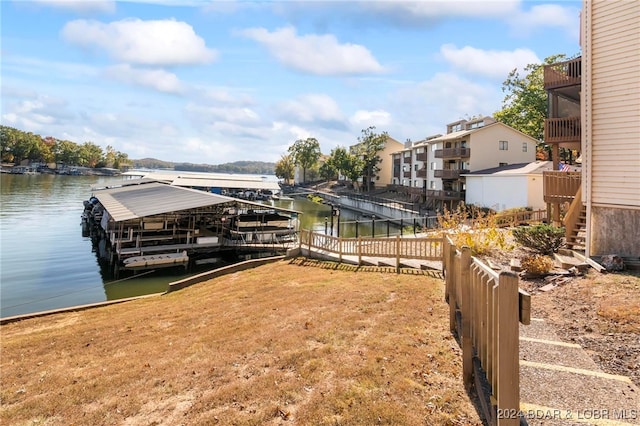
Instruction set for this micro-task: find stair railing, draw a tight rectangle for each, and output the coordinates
[562,184,583,244]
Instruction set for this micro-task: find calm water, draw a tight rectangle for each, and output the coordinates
[0,174,402,318]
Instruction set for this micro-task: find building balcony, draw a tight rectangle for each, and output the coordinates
[426,189,465,201]
[544,57,581,90]
[543,171,582,204]
[393,158,401,166]
[434,169,468,179]
[403,170,412,178]
[416,168,427,178]
[434,147,470,159]
[416,152,428,161]
[544,116,581,146]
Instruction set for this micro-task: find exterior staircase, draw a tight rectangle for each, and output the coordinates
[565,204,586,250]
[562,185,586,252]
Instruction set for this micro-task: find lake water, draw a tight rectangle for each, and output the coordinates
[0,174,402,318]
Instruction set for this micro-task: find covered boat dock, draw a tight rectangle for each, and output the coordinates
[83,180,299,274]
[122,171,281,199]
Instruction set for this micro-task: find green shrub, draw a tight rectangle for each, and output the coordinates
[512,224,565,255]
[521,254,555,275]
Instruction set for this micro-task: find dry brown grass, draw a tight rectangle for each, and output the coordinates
[0,258,482,426]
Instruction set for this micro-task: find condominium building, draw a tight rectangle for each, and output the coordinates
[392,116,538,210]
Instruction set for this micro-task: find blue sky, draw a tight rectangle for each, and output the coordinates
[1,0,582,165]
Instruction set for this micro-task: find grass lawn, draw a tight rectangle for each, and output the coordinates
[0,258,482,425]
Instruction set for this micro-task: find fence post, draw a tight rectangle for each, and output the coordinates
[443,237,450,300]
[396,235,401,273]
[371,216,375,238]
[496,271,520,426]
[308,229,312,253]
[460,247,473,390]
[447,238,457,333]
[339,237,343,263]
[358,237,362,266]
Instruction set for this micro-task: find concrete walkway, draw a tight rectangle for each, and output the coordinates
[519,318,640,426]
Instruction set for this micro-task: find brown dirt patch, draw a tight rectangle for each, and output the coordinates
[1,259,482,425]
[520,269,640,388]
[478,238,640,389]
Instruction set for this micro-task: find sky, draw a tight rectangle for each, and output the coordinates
[1,0,582,165]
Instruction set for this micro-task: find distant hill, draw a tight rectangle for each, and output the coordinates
[131,158,275,175]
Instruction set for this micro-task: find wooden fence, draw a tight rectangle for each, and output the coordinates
[492,209,547,228]
[299,229,442,270]
[443,236,530,426]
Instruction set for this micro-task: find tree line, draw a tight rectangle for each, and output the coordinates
[275,126,389,191]
[276,54,577,189]
[0,125,129,169]
[0,127,275,174]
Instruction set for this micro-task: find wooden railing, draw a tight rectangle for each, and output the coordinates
[543,57,581,89]
[434,169,469,179]
[434,147,471,159]
[544,117,581,144]
[562,184,583,241]
[543,171,581,204]
[493,209,547,228]
[443,237,530,426]
[299,229,442,270]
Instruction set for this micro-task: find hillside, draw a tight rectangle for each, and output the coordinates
[132,158,275,175]
[0,259,481,425]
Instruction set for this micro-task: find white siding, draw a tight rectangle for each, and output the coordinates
[465,175,532,211]
[588,0,640,207]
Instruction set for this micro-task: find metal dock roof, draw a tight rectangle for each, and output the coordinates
[93,182,234,222]
[93,182,299,222]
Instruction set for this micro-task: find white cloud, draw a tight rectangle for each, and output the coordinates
[275,94,347,128]
[104,64,185,94]
[240,26,385,75]
[1,95,73,131]
[388,73,500,140]
[61,18,218,66]
[440,44,540,79]
[510,4,580,39]
[29,0,116,14]
[184,103,261,126]
[350,110,391,128]
[200,87,255,107]
[268,1,520,29]
[364,0,519,19]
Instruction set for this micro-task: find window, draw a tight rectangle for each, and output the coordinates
[404,151,411,158]
[499,162,508,167]
[414,164,418,171]
[499,140,508,150]
[522,142,528,152]
[430,181,436,189]
[416,147,424,154]
[431,162,437,170]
